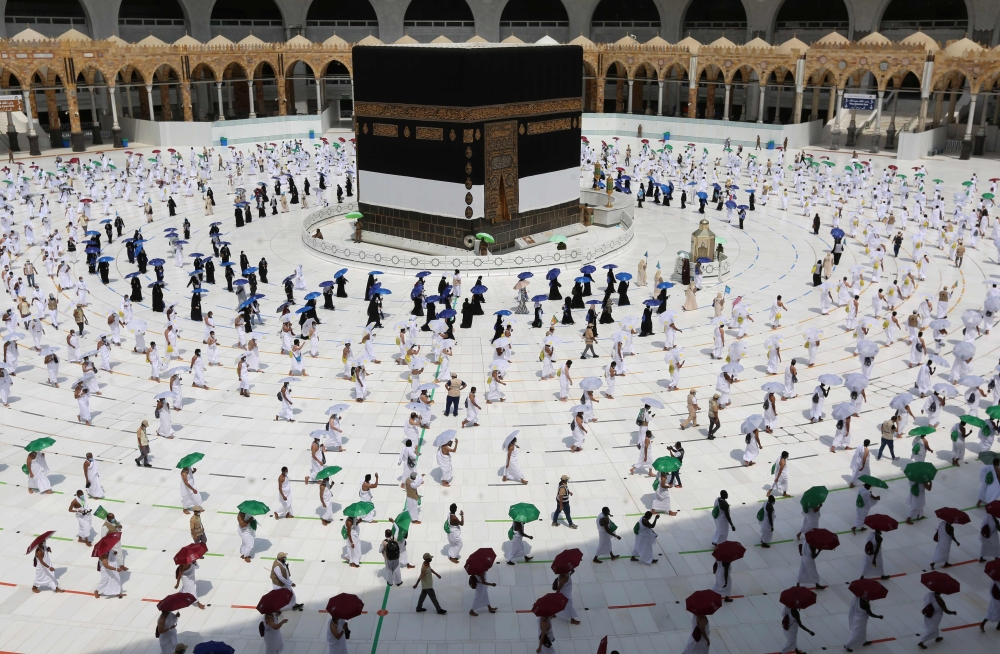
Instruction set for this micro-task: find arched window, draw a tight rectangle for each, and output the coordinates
[118,0,187,42]
[210,0,282,27]
[5,0,88,37]
[306,0,377,27]
[403,0,475,27]
[683,0,747,43]
[500,0,569,42]
[591,0,661,42]
[774,0,849,43]
[880,0,968,41]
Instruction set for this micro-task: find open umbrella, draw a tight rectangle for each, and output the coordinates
[176,453,204,469]
[174,542,208,565]
[804,528,839,550]
[849,579,888,601]
[640,397,665,409]
[921,571,960,595]
[509,502,540,523]
[685,589,723,616]
[908,426,936,436]
[193,642,235,654]
[740,414,764,433]
[326,593,364,619]
[91,531,122,557]
[800,486,829,510]
[712,540,746,562]
[580,376,603,391]
[344,501,375,517]
[25,531,56,555]
[985,559,1000,582]
[857,475,888,489]
[652,456,682,473]
[25,437,55,452]
[532,593,569,617]
[934,507,971,525]
[257,588,293,614]
[961,415,988,429]
[551,548,584,574]
[864,514,898,532]
[156,592,197,612]
[432,430,458,447]
[817,374,842,386]
[904,462,937,484]
[985,501,1000,518]
[464,547,497,575]
[237,500,269,515]
[476,233,495,244]
[314,466,342,480]
[779,586,817,610]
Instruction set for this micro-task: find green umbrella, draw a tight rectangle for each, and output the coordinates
[844,166,854,171]
[393,510,412,533]
[147,158,158,162]
[853,163,863,169]
[508,502,540,523]
[549,234,567,243]
[715,237,727,244]
[903,462,937,484]
[345,212,363,220]
[315,466,342,480]
[983,193,995,200]
[25,437,55,452]
[908,426,936,436]
[476,233,495,244]
[343,501,375,517]
[664,144,673,150]
[237,500,269,516]
[747,154,756,159]
[932,178,943,183]
[979,450,1000,464]
[176,452,205,469]
[652,456,682,473]
[962,181,973,186]
[823,161,836,167]
[106,163,116,169]
[857,475,888,489]
[723,147,732,152]
[960,415,988,429]
[985,405,1000,420]
[800,485,829,510]
[914,173,925,177]
[895,174,907,179]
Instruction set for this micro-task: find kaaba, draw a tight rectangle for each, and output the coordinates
[353,43,583,252]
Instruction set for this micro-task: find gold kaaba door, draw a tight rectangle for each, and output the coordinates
[484,120,518,223]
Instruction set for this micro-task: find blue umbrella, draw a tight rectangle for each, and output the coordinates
[238,298,255,310]
[831,228,845,239]
[687,181,696,186]
[146,282,163,288]
[192,288,209,294]
[658,184,671,193]
[712,183,721,190]
[602,264,618,270]
[85,246,100,253]
[149,258,165,266]
[745,189,755,194]
[193,641,235,654]
[334,268,348,278]
[470,285,488,294]
[233,279,247,286]
[243,267,258,274]
[546,268,561,280]
[657,282,675,289]
[647,175,657,181]
[441,285,453,296]
[494,310,511,316]
[99,219,112,224]
[188,270,202,276]
[725,200,737,209]
[97,256,114,263]
[174,240,188,245]
[218,241,231,246]
[189,252,204,258]
[85,230,100,236]
[368,270,384,275]
[163,227,177,232]
[643,299,660,307]
[415,271,432,278]
[318,280,335,287]
[283,275,295,283]
[410,285,424,300]
[586,299,602,305]
[439,309,457,319]
[517,272,533,280]
[274,302,291,313]
[621,175,630,181]
[220,261,236,267]
[728,185,740,190]
[615,272,633,281]
[295,306,311,314]
[574,276,590,283]
[696,192,708,200]
[124,272,141,279]
[697,257,711,263]
[736,205,749,210]
[580,265,596,274]
[373,288,392,295]
[425,295,441,303]
[531,294,548,302]
[304,292,321,300]
[209,222,222,226]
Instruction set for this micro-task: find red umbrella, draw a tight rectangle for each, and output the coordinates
[990,178,1000,182]
[685,589,723,616]
[91,531,121,557]
[464,548,497,576]
[921,571,960,595]
[616,167,625,171]
[640,139,649,143]
[257,588,293,614]
[152,150,161,154]
[531,592,568,617]
[887,165,898,170]
[596,636,608,654]
[25,531,55,555]
[551,548,584,574]
[124,151,133,154]
[984,501,1000,518]
[167,148,176,153]
[79,198,93,203]
[338,137,346,143]
[934,507,971,525]
[173,542,208,565]
[68,157,80,164]
[863,514,899,532]
[985,559,1000,582]
[778,586,816,610]
[156,592,197,612]
[849,579,888,601]
[804,528,840,551]
[326,593,364,620]
[712,541,746,563]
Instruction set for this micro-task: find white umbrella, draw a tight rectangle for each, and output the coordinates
[70,372,95,387]
[325,404,349,416]
[166,367,187,376]
[404,402,431,416]
[620,315,640,329]
[502,430,520,450]
[805,327,823,340]
[889,393,914,410]
[928,319,951,330]
[611,330,628,343]
[153,391,177,401]
[933,382,958,397]
[417,383,438,392]
[954,342,976,359]
[831,403,854,420]
[640,397,664,409]
[844,373,868,392]
[928,354,951,368]
[740,415,764,433]
[429,319,448,333]
[309,430,330,439]
[959,375,987,387]
[961,309,983,328]
[39,347,60,356]
[579,376,603,391]
[856,340,879,358]
[79,350,98,359]
[433,430,457,447]
[710,316,727,328]
[818,374,842,386]
[493,337,510,348]
[728,341,747,358]
[278,377,300,384]
[760,381,784,393]
[986,297,1000,314]
[544,336,564,346]
[569,404,587,414]
[658,310,677,324]
[721,363,743,375]
[440,339,455,349]
[764,335,782,349]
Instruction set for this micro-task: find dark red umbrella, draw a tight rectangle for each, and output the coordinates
[804,528,840,551]
[921,571,960,595]
[257,588,293,614]
[863,514,899,532]
[156,592,197,612]
[984,501,1000,518]
[712,541,746,563]
[778,586,816,610]
[551,548,584,574]
[849,579,888,601]
[91,531,121,558]
[985,559,1000,582]
[464,548,497,576]
[531,592,568,617]
[934,507,971,525]
[25,531,55,555]
[685,589,723,616]
[173,542,208,565]
[326,593,364,620]
[596,636,608,654]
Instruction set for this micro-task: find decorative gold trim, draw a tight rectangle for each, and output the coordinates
[354,98,582,123]
[463,129,474,143]
[518,124,525,135]
[449,129,456,141]
[362,123,368,134]
[465,162,473,174]
[416,126,443,140]
[372,123,398,137]
[484,120,518,224]
[526,117,573,135]
[403,125,411,137]
[464,207,474,219]
[465,192,473,206]
[475,129,481,141]
[465,178,473,189]
[465,146,473,158]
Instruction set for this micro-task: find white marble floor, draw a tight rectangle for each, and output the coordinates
[1,136,1000,654]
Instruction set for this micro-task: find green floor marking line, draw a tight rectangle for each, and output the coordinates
[217,511,238,515]
[757,495,794,503]
[678,548,715,555]
[754,539,794,547]
[152,504,184,510]
[262,556,304,562]
[369,583,392,654]
[101,498,126,503]
[204,552,224,557]
[693,506,713,511]
[122,545,146,550]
